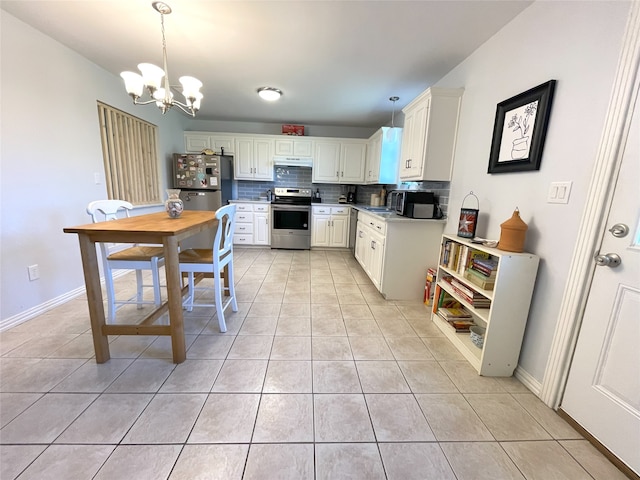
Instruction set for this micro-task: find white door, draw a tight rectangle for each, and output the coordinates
[561,87,640,473]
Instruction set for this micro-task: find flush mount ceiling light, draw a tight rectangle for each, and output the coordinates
[120,2,203,117]
[257,87,283,101]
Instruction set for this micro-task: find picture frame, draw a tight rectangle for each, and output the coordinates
[487,80,556,174]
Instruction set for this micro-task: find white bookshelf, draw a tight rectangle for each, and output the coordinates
[432,234,539,376]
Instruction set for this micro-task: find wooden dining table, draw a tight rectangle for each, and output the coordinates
[64,210,218,364]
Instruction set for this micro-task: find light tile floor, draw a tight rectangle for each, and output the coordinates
[0,248,628,480]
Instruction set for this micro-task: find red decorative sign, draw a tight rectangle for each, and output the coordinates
[282,124,305,136]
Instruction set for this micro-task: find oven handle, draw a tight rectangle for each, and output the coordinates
[272,206,311,211]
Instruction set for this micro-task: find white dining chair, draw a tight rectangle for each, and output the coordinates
[178,204,238,333]
[86,200,165,323]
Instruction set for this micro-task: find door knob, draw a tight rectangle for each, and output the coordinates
[594,253,621,267]
[608,223,629,238]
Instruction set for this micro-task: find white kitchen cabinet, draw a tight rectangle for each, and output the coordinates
[398,87,464,181]
[275,137,313,157]
[184,133,236,154]
[311,205,350,247]
[231,202,270,245]
[431,234,539,376]
[355,218,385,289]
[185,134,210,153]
[234,137,274,181]
[365,127,402,184]
[354,210,444,299]
[312,141,341,182]
[312,140,366,184]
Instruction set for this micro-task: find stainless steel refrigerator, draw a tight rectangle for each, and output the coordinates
[172,153,233,248]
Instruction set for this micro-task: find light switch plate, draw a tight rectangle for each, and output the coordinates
[548,181,573,204]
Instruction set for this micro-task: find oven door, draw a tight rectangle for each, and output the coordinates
[271,205,311,249]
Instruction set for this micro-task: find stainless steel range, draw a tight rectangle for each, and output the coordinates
[271,187,312,250]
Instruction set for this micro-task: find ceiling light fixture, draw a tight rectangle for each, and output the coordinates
[257,87,283,101]
[120,2,202,117]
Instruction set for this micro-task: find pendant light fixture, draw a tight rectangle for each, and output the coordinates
[389,96,399,127]
[120,2,203,117]
[385,96,400,141]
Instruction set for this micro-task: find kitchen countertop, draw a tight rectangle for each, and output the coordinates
[314,203,447,223]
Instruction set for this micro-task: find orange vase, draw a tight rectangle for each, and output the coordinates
[498,208,528,252]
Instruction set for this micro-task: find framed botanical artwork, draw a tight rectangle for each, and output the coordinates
[488,80,556,174]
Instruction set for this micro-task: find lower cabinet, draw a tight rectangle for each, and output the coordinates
[231,202,270,246]
[354,210,444,300]
[355,219,385,289]
[311,206,350,247]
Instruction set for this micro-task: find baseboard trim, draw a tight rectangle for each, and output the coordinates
[0,286,86,332]
[514,365,542,396]
[0,271,127,332]
[557,408,638,480]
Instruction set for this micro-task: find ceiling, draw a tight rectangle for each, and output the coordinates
[1,0,532,128]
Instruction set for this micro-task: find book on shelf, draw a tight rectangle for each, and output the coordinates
[433,286,463,313]
[471,257,498,277]
[442,276,492,308]
[464,268,495,290]
[439,307,472,319]
[436,312,475,332]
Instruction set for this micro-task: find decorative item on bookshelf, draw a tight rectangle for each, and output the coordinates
[457,191,479,239]
[469,326,486,348]
[498,207,528,252]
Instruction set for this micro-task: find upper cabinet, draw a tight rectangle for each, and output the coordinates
[234,137,274,181]
[313,139,366,184]
[275,137,313,157]
[398,87,464,181]
[365,126,402,184]
[185,133,235,154]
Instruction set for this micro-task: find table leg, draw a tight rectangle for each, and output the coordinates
[164,236,186,363]
[78,234,110,363]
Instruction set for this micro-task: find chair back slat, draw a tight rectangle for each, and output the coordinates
[87,200,134,222]
[213,204,237,270]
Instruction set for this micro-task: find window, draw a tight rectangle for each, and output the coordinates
[97,102,161,205]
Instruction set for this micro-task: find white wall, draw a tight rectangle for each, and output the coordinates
[0,12,188,321]
[188,119,377,139]
[437,1,631,382]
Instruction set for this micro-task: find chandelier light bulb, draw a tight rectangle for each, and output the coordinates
[119,3,202,117]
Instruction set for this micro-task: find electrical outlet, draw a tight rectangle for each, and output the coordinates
[28,264,40,281]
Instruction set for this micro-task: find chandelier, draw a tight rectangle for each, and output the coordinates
[120,2,203,117]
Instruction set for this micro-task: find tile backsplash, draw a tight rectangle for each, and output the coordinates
[235,168,450,218]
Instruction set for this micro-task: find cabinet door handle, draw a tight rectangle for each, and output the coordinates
[377,225,381,230]
[341,171,344,177]
[337,171,339,177]
[371,241,376,250]
[358,231,363,238]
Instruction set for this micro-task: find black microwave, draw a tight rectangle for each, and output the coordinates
[395,191,441,218]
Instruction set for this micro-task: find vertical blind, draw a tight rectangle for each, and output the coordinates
[97,102,161,205]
